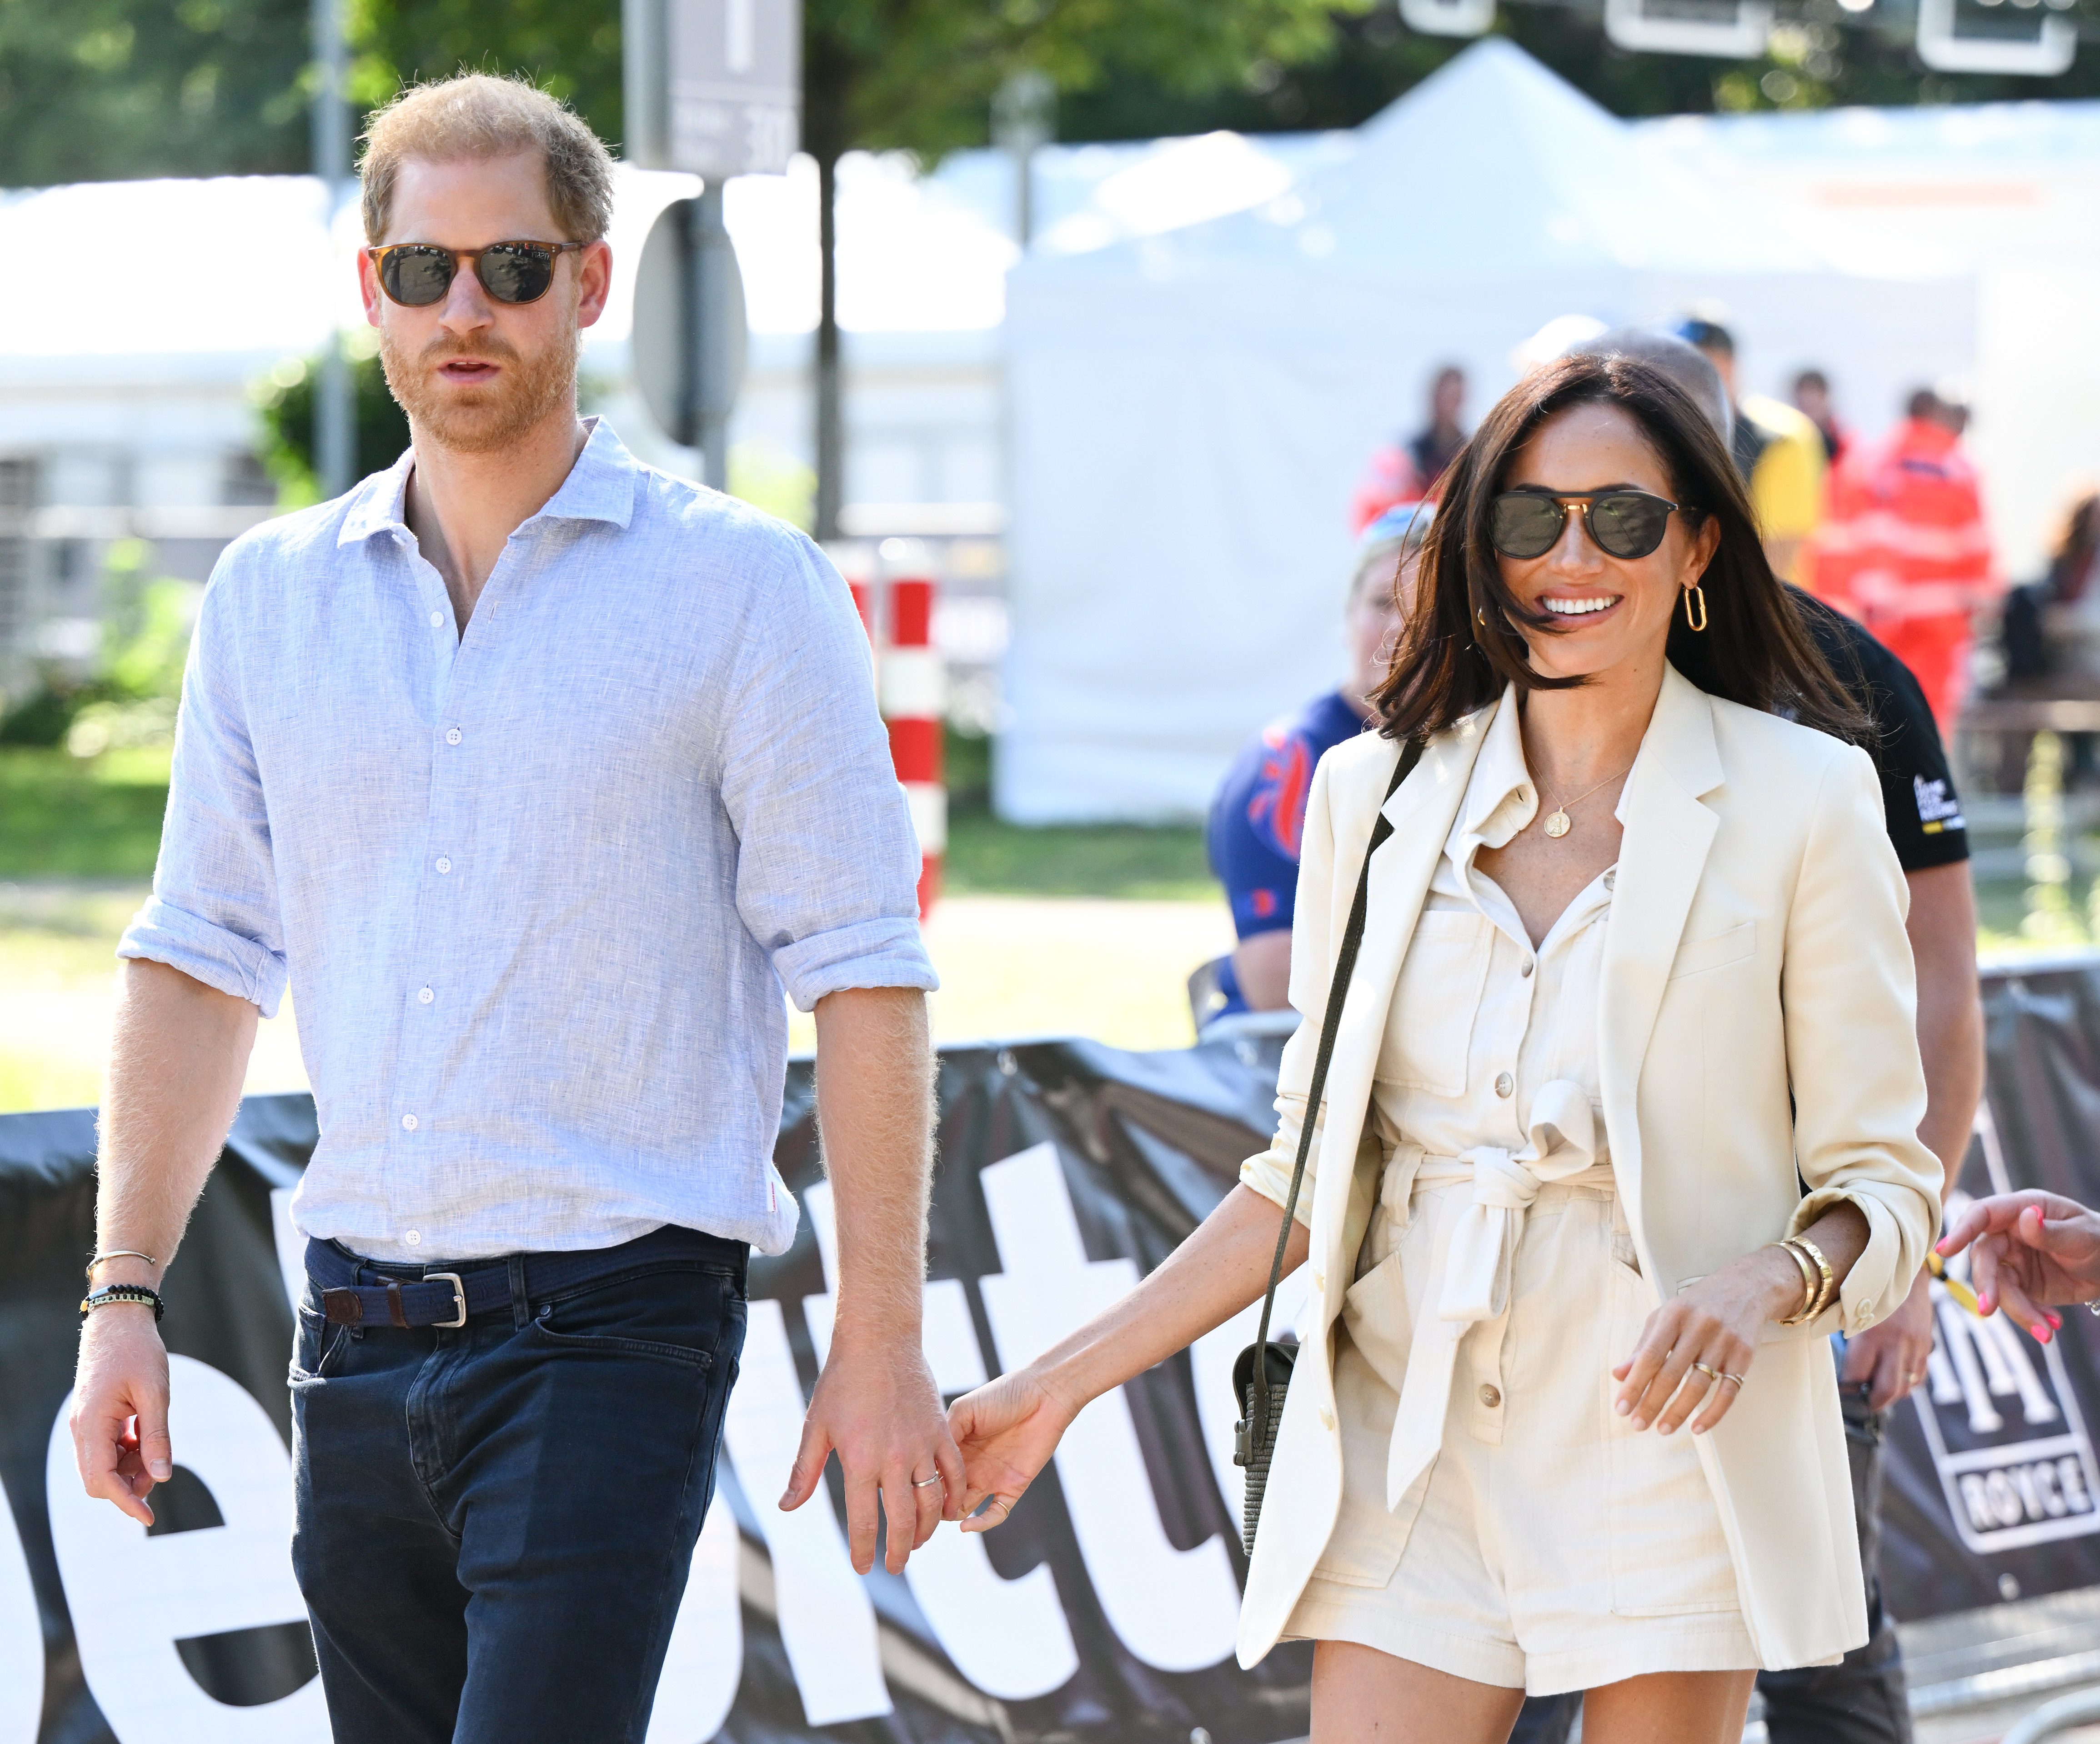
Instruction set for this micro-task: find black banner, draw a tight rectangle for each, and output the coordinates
[4,962,2100,1743]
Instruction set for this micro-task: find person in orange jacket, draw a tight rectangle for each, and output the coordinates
[1812,388,2000,732]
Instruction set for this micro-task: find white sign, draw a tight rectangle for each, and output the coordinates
[669,0,801,178]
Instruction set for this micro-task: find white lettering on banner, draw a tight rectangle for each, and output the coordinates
[722,1298,893,1725]
[644,1494,742,1744]
[1911,1108,2100,1554]
[978,1143,1241,1673]
[44,1355,329,1743]
[798,1183,1079,1700]
[0,1469,43,1744]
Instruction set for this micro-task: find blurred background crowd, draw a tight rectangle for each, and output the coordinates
[2,0,2099,1113]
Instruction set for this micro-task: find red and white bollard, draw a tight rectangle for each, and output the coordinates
[880,576,945,917]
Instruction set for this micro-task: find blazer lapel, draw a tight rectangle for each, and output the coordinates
[1308,700,1498,1247]
[1598,667,1724,1229]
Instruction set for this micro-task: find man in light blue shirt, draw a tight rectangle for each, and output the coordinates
[67,74,955,1743]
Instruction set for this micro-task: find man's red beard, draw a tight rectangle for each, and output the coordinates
[379,322,580,456]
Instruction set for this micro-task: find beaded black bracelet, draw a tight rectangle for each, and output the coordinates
[80,1284,165,1322]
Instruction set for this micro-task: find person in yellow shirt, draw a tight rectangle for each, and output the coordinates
[1679,318,1827,585]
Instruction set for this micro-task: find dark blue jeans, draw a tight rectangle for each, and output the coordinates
[288,1233,747,1744]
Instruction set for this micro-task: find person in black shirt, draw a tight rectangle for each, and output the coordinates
[1509,331,1984,1744]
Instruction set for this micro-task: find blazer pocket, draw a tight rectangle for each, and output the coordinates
[1377,909,1492,1097]
[1666,920,1756,982]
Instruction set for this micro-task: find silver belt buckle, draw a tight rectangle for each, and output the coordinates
[426,1272,468,1328]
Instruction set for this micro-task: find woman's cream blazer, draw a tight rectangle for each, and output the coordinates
[1237,664,1943,1674]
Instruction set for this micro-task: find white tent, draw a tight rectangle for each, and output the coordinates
[997,39,1978,823]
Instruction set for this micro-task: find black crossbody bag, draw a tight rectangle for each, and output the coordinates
[1231,737,1422,1559]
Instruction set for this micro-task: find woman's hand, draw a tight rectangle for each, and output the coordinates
[1937,1191,2100,1339]
[1614,1246,1802,1437]
[946,1367,1082,1533]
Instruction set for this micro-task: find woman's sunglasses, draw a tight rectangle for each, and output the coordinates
[1488,489,1691,562]
[366,241,587,308]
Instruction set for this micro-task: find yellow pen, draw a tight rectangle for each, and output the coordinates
[1926,1249,1983,1317]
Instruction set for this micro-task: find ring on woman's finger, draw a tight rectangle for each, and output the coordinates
[912,1473,943,1488]
[1692,1361,1723,1383]
[1721,1372,1745,1386]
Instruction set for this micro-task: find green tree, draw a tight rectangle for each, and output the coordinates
[251,338,414,503]
[0,0,310,185]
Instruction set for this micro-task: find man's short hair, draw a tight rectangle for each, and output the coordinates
[1566,327,1733,448]
[1794,368,1829,396]
[360,73,616,246]
[1907,387,1942,421]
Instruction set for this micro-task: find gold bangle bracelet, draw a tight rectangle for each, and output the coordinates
[1790,1236,1837,1323]
[1769,1241,1819,1324]
[85,1250,157,1280]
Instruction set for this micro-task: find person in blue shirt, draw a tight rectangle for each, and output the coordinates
[1202,504,1431,1022]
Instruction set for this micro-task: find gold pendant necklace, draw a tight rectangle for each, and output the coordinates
[1539,765,1632,840]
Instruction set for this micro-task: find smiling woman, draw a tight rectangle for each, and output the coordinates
[942,350,1942,1744]
[1376,350,1866,754]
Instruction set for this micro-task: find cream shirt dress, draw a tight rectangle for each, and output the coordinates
[1243,696,1757,1696]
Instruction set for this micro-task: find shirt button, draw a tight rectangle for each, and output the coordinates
[1603,869,1617,891]
[446,727,462,746]
[1520,958,1534,977]
[401,1113,418,1131]
[403,1230,422,1247]
[1312,1269,1326,1293]
[1318,1407,1336,1431]
[430,610,445,628]
[418,986,434,1004]
[1479,1384,1502,1409]
[436,857,452,874]
[1494,1071,1514,1098]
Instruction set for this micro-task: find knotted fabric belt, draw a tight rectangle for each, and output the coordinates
[1381,1079,1609,1506]
[307,1223,748,1328]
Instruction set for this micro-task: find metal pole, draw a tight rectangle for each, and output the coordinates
[692,181,732,492]
[311,0,354,499]
[621,0,669,169]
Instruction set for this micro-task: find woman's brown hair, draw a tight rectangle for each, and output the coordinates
[1371,351,1867,747]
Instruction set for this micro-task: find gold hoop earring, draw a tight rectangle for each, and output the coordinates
[1475,605,1490,630]
[1684,585,1708,632]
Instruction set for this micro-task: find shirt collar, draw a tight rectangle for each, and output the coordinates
[1452,682,1539,861]
[336,415,639,548]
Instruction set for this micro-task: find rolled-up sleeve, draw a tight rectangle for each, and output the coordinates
[1781,743,1943,1332]
[719,536,938,1012]
[117,566,288,1014]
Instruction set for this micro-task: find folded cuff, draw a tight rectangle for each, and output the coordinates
[1241,1092,1316,1227]
[1789,1185,1904,1334]
[117,895,288,1017]
[773,916,939,1013]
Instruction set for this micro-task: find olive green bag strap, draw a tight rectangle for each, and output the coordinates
[1232,735,1422,1558]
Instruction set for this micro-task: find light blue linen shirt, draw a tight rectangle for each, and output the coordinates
[119,420,935,1261]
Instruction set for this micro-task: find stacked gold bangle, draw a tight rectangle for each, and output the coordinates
[1768,1235,1837,1326]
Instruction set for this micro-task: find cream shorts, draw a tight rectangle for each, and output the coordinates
[1283,1173,1759,1697]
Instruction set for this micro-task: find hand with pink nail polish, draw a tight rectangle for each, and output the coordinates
[1936,1190,2100,1341]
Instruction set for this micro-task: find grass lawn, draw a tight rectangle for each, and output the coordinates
[0,745,171,879]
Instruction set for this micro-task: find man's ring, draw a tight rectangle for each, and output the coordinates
[912,1474,943,1488]
[1692,1362,1722,1382]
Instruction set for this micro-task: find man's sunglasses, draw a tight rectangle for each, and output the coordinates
[366,241,587,308]
[1488,489,1692,562]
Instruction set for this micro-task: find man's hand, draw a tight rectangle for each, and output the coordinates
[1938,1190,2100,1339]
[70,1306,174,1526]
[1841,1270,1936,1409]
[779,1328,963,1574]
